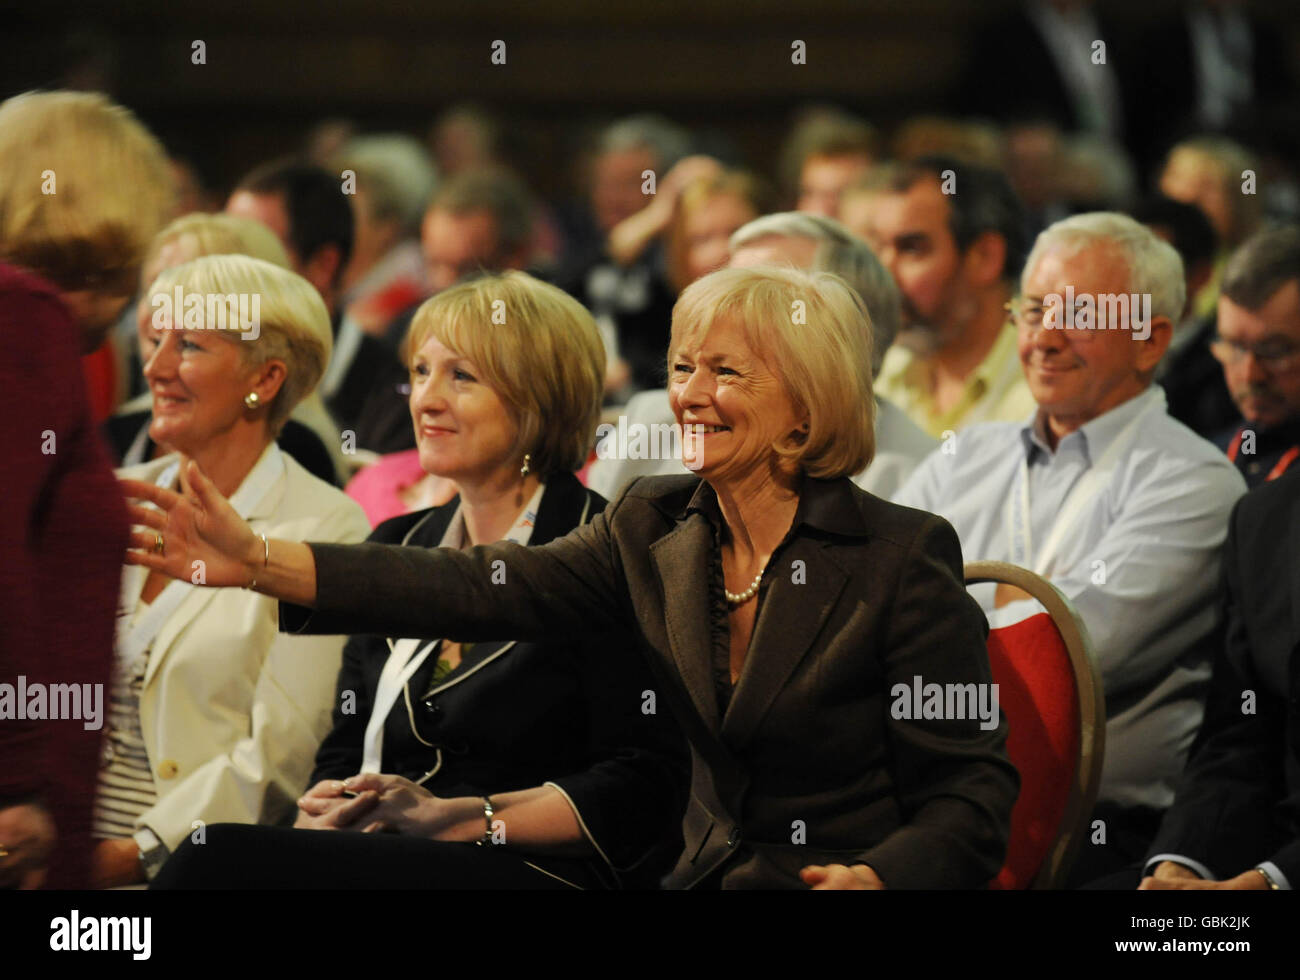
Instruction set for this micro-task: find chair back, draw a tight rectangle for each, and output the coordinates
[964,560,1105,889]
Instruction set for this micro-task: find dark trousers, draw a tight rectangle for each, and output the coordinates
[150,823,607,890]
[1065,802,1165,889]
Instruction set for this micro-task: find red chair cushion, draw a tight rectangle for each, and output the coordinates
[985,611,1080,889]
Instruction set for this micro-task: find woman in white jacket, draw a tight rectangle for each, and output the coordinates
[92,254,370,887]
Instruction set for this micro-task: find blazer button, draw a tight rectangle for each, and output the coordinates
[727,826,741,848]
[157,759,179,780]
[422,699,441,717]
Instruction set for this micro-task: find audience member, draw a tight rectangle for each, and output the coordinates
[782,109,877,220]
[665,170,772,294]
[1211,225,1300,487]
[229,158,412,458]
[151,273,687,889]
[586,212,935,500]
[1135,464,1300,891]
[557,115,690,396]
[95,255,370,887]
[895,212,1247,882]
[843,156,1036,437]
[1130,195,1237,437]
[104,213,341,487]
[0,89,171,890]
[332,134,438,336]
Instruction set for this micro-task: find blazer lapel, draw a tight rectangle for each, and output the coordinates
[650,514,722,732]
[140,580,222,690]
[722,537,848,748]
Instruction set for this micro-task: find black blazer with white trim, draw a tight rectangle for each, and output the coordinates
[308,471,688,885]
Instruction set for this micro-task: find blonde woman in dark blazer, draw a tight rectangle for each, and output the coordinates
[125,265,1018,889]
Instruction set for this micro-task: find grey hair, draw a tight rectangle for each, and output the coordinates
[597,114,690,172]
[730,211,900,375]
[1023,211,1186,324]
[338,134,439,232]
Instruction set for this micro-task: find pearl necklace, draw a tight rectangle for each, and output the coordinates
[725,566,765,606]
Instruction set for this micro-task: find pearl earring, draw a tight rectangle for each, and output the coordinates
[244,392,260,409]
[520,453,531,478]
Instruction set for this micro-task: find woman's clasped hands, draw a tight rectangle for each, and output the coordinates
[294,774,466,839]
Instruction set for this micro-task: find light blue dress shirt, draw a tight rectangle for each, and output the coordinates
[895,386,1247,811]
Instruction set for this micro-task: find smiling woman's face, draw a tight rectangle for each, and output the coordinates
[668,317,805,483]
[408,333,522,487]
[140,314,258,456]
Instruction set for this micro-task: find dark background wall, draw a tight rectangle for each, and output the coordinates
[4,0,1298,199]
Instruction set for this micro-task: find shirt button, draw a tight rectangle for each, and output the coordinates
[157,759,179,780]
[423,699,441,717]
[727,826,741,848]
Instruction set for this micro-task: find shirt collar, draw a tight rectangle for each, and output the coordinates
[1019,385,1165,464]
[681,475,869,538]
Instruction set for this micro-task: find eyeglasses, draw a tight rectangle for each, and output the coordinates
[1209,337,1300,372]
[1004,298,1105,340]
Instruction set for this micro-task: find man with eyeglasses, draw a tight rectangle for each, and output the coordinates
[1211,225,1300,489]
[896,212,1246,884]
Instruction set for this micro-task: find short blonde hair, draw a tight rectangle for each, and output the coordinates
[142,212,290,287]
[147,255,332,435]
[0,91,172,295]
[669,266,875,479]
[401,271,605,475]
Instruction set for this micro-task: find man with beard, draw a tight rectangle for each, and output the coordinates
[895,213,1245,883]
[1211,226,1300,489]
[842,156,1036,438]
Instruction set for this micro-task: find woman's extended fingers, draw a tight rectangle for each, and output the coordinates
[126,502,166,530]
[120,477,180,510]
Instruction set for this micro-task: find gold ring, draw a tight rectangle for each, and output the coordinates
[153,532,165,555]
[0,844,9,859]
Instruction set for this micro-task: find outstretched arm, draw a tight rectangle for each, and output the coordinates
[126,458,633,642]
[123,459,319,604]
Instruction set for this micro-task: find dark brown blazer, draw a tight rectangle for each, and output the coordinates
[284,474,1019,889]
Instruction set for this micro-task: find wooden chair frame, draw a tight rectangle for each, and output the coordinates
[964,560,1106,889]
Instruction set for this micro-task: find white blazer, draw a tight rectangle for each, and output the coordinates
[115,444,371,851]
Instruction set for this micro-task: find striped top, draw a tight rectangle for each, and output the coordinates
[92,601,157,840]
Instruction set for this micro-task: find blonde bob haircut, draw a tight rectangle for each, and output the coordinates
[669,266,876,479]
[147,254,332,436]
[401,271,606,475]
[0,90,172,295]
[142,213,291,287]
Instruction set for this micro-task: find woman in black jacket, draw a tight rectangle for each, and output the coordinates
[151,273,685,889]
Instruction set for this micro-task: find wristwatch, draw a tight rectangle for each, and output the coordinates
[134,827,170,881]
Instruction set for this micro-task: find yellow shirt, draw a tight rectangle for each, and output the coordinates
[876,321,1036,439]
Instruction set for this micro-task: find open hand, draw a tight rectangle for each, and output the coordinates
[121,458,260,588]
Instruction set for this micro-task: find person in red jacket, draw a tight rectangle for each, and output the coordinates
[0,90,171,889]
